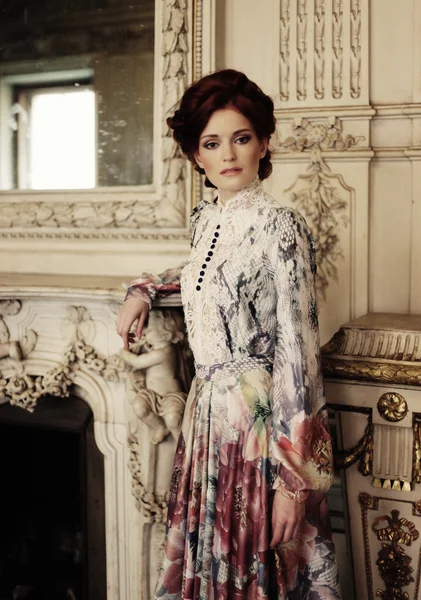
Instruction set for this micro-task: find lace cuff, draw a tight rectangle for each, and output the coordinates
[124,286,153,309]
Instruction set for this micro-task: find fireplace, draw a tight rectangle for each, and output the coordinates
[0,394,106,600]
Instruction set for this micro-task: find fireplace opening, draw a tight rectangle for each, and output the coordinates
[0,394,106,600]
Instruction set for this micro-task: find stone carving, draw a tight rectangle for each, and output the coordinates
[350,0,362,99]
[332,0,343,99]
[127,434,168,522]
[121,310,191,445]
[314,0,325,99]
[372,510,419,599]
[322,358,421,387]
[154,0,189,228]
[280,116,363,298]
[0,303,127,411]
[279,0,291,102]
[296,0,307,101]
[377,392,408,423]
[123,309,193,522]
[0,198,156,230]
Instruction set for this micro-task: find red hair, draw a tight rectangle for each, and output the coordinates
[167,69,276,188]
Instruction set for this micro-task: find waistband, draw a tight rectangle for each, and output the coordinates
[195,356,273,382]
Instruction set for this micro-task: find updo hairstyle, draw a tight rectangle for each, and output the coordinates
[167,69,276,188]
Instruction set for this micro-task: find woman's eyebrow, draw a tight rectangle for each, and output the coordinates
[200,128,253,141]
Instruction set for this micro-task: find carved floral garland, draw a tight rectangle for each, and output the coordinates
[0,339,127,412]
[280,116,364,298]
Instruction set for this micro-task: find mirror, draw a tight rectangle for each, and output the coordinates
[0,0,155,190]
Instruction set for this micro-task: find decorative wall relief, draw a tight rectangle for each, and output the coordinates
[332,0,343,99]
[314,0,325,99]
[0,303,127,412]
[279,0,291,102]
[122,309,193,521]
[350,0,362,99]
[155,0,189,228]
[278,0,366,104]
[372,509,419,599]
[280,116,363,298]
[296,0,308,101]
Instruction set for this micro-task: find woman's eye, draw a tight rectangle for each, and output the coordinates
[204,142,218,149]
[236,136,251,144]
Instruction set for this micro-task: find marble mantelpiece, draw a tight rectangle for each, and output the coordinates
[0,274,186,600]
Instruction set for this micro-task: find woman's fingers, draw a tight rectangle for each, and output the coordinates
[270,518,285,548]
[116,297,150,349]
[136,310,147,339]
[282,522,295,544]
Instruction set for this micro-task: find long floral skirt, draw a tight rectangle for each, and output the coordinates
[154,365,341,599]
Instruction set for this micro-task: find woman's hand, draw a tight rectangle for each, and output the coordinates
[116,297,150,350]
[270,492,305,548]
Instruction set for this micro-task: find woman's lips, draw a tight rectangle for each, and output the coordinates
[220,168,243,176]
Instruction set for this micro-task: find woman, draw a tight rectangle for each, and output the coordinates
[117,69,341,600]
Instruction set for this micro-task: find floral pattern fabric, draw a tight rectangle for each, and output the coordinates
[128,178,341,599]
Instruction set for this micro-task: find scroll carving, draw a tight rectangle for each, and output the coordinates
[314,0,325,99]
[296,0,307,101]
[332,0,343,99]
[279,0,291,102]
[280,116,363,298]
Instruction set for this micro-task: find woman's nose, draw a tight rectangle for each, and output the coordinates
[222,143,236,162]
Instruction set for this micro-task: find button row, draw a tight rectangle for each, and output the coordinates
[196,225,220,291]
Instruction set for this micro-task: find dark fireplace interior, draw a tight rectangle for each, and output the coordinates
[0,395,106,600]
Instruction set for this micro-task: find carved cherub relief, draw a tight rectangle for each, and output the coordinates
[120,309,191,444]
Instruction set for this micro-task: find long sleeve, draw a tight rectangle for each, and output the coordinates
[124,200,207,307]
[267,208,333,503]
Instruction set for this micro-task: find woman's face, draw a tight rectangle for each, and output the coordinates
[194,106,268,204]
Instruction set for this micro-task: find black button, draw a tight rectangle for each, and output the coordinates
[208,251,213,256]
[200,270,205,276]
[202,264,207,269]
[216,224,221,229]
[198,278,203,283]
[211,244,215,249]
[212,238,217,244]
[205,257,211,262]
[214,232,219,237]
[196,285,201,291]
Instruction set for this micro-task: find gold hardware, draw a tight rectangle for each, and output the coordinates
[377,392,408,423]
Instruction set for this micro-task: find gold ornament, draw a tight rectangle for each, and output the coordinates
[377,392,408,423]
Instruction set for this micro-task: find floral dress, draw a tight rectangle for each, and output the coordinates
[127,177,341,599]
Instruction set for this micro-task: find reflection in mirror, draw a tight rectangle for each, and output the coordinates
[0,0,155,190]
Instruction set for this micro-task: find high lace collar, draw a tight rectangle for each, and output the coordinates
[214,176,263,211]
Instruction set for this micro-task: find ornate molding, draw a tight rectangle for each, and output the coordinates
[0,303,127,412]
[280,116,362,298]
[154,0,189,228]
[322,358,421,387]
[350,0,362,99]
[314,0,325,100]
[279,0,291,102]
[296,0,307,101]
[0,198,157,230]
[332,0,343,99]
[0,229,189,241]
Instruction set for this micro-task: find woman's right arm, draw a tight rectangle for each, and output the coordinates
[116,201,208,349]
